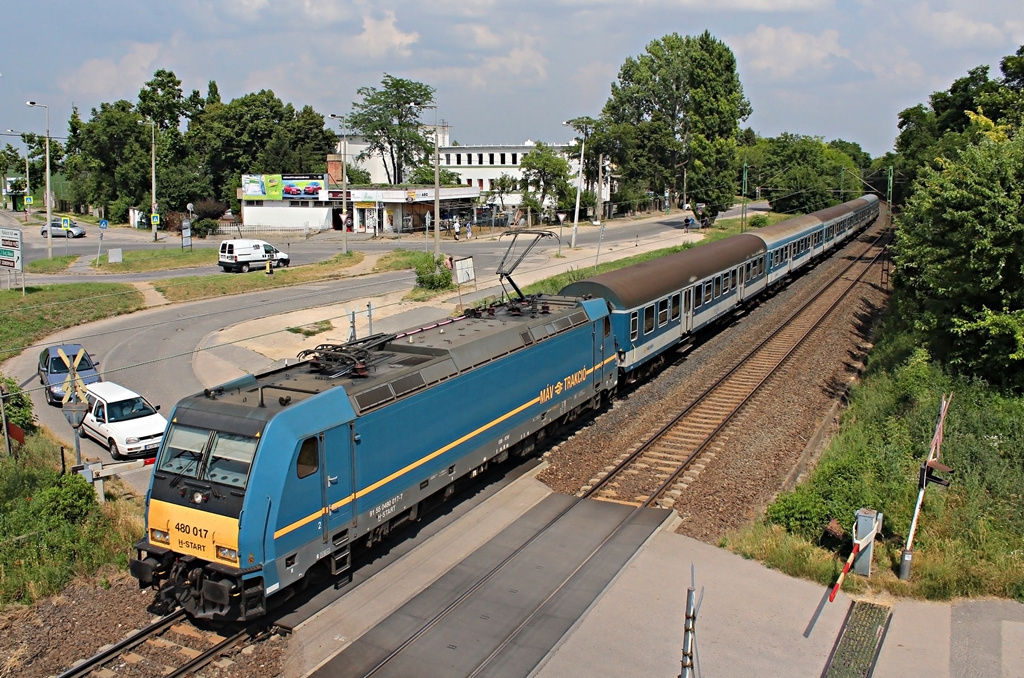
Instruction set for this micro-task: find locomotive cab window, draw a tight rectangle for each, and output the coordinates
[644,304,656,334]
[296,437,319,479]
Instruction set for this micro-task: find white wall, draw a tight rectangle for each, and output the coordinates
[242,205,331,231]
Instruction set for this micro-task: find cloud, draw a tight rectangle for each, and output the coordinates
[451,23,506,50]
[57,42,161,100]
[732,25,849,80]
[413,38,549,92]
[559,0,830,9]
[342,10,419,59]
[909,3,1004,47]
[300,0,352,23]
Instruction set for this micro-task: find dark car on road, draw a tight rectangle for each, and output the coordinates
[37,344,102,405]
[41,219,87,238]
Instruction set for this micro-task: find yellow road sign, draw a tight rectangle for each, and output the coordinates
[57,348,90,404]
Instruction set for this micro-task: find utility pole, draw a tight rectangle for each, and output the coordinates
[741,161,748,232]
[596,153,604,225]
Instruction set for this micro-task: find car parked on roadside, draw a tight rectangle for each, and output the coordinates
[41,219,87,238]
[81,382,167,459]
[37,344,102,405]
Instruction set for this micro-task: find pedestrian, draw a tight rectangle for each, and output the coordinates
[465,219,472,240]
[453,217,461,241]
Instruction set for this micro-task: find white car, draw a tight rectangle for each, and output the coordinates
[81,382,167,460]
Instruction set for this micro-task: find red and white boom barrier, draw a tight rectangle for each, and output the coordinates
[830,510,883,602]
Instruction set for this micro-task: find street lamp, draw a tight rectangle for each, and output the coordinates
[139,118,157,241]
[328,114,350,255]
[6,130,29,222]
[563,119,590,250]
[416,104,441,259]
[26,102,52,259]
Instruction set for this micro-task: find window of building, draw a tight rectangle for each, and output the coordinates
[467,179,472,186]
[512,153,518,164]
[489,153,495,165]
[467,154,473,165]
[445,153,450,165]
[478,153,484,164]
[478,179,483,189]
[644,305,656,334]
[500,153,506,164]
[456,154,462,165]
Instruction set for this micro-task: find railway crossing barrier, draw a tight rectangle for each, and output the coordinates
[829,509,884,602]
[73,457,156,502]
[900,393,954,580]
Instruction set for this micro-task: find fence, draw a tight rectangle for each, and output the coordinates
[214,222,331,238]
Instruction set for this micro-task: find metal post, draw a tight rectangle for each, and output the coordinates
[343,137,348,255]
[741,161,748,232]
[149,119,157,242]
[367,302,373,336]
[433,108,441,259]
[0,384,13,457]
[596,153,604,225]
[570,130,586,249]
[680,564,701,678]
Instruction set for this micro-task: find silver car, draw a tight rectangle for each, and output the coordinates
[41,219,87,238]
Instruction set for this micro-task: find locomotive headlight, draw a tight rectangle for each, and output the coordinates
[151,529,170,544]
[192,491,205,504]
[216,546,238,562]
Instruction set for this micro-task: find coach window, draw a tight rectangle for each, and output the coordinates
[644,304,656,334]
[296,437,319,479]
[744,262,751,282]
[714,276,722,298]
[722,272,730,293]
[732,269,738,288]
[658,298,669,326]
[703,281,712,304]
[630,311,639,341]
[671,293,681,320]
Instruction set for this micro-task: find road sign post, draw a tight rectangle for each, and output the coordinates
[57,348,91,467]
[0,228,25,296]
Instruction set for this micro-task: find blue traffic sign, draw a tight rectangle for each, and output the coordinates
[61,217,71,230]
[151,214,160,225]
[24,196,33,205]
[99,219,108,229]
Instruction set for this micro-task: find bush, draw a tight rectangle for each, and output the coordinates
[1,373,35,432]
[107,196,134,225]
[192,218,219,239]
[415,257,453,290]
[193,199,228,221]
[33,474,97,526]
[748,214,769,229]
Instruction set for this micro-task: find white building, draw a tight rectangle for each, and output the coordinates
[336,124,603,211]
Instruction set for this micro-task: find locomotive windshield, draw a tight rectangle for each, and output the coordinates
[157,422,259,489]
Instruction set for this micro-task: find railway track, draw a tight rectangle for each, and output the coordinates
[56,607,263,678]
[585,226,889,509]
[346,227,890,678]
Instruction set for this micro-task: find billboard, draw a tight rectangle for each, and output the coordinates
[241,174,326,201]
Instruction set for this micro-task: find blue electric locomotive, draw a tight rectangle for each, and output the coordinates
[130,295,618,621]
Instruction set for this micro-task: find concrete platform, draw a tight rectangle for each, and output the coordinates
[309,495,670,678]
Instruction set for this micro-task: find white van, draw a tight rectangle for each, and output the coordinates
[219,239,290,272]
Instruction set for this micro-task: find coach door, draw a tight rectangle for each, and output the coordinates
[682,288,694,333]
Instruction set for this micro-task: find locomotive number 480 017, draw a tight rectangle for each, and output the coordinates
[174,522,209,539]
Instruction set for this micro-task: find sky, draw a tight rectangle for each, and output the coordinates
[1,0,1022,159]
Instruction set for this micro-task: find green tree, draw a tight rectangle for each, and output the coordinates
[758,133,857,214]
[602,31,750,219]
[406,163,463,186]
[828,139,872,171]
[519,142,570,217]
[893,125,1024,390]
[137,69,188,131]
[489,173,518,210]
[341,74,434,184]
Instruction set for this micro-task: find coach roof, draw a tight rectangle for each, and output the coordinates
[559,233,767,310]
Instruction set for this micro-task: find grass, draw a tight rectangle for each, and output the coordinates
[288,319,333,337]
[25,255,77,274]
[727,342,1024,602]
[0,433,144,609]
[153,251,365,303]
[92,247,219,273]
[0,283,145,363]
[374,249,435,272]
